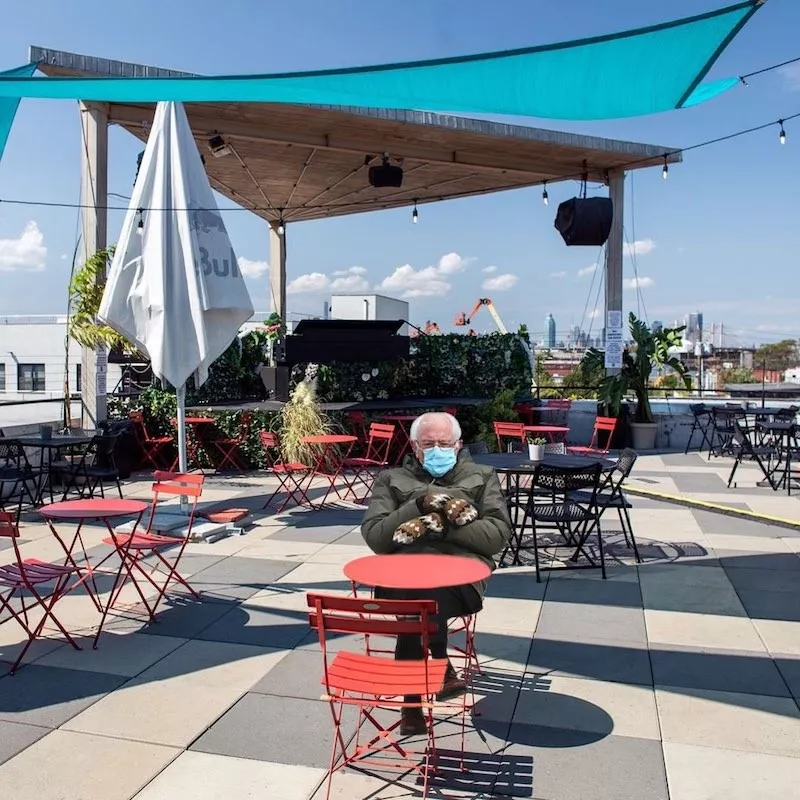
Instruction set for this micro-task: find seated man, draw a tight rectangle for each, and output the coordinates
[361,411,512,735]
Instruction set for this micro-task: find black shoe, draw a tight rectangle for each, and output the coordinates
[437,662,468,701]
[399,707,427,737]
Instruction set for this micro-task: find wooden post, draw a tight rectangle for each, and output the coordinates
[79,101,109,428]
[268,221,287,320]
[604,170,625,376]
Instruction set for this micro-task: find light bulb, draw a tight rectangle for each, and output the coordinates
[542,183,549,206]
[662,161,669,180]
[412,200,419,224]
[277,220,285,235]
[136,210,144,236]
[779,121,786,145]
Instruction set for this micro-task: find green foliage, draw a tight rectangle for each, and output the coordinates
[68,247,130,351]
[581,314,690,423]
[754,340,799,372]
[473,388,520,452]
[718,367,757,385]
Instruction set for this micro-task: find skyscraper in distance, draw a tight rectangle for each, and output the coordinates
[545,314,556,348]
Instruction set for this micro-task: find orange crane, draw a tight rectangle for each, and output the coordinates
[410,320,442,337]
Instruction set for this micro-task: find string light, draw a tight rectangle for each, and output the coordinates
[542,181,549,206]
[662,155,669,180]
[277,208,285,235]
[412,199,419,223]
[778,120,786,145]
[136,208,144,235]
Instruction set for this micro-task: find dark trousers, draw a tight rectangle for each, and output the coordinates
[375,585,482,660]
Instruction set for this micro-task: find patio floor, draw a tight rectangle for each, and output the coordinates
[0,453,799,799]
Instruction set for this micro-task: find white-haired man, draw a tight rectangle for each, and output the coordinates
[361,411,512,735]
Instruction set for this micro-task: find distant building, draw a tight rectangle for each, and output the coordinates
[685,312,704,345]
[329,293,409,336]
[652,320,663,334]
[545,314,556,348]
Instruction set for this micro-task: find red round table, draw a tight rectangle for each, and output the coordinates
[301,434,357,508]
[344,553,491,590]
[41,498,150,646]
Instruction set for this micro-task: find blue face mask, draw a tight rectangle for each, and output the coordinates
[422,446,457,477]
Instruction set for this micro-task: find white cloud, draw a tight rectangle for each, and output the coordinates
[0,221,47,271]
[623,276,654,290]
[577,264,598,278]
[331,266,370,293]
[780,63,800,92]
[287,272,330,294]
[588,309,602,319]
[549,270,567,279]
[482,265,498,274]
[624,238,656,257]
[482,273,519,292]
[377,251,471,298]
[237,257,269,279]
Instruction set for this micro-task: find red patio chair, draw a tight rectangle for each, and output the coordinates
[129,411,172,469]
[545,398,573,426]
[345,411,368,457]
[339,422,395,503]
[212,412,252,471]
[100,471,204,631]
[259,431,312,511]
[0,511,80,673]
[493,421,526,453]
[568,416,617,455]
[307,593,449,800]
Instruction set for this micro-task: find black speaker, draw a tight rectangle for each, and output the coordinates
[368,163,404,188]
[259,366,290,402]
[554,197,614,246]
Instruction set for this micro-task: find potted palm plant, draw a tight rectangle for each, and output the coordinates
[581,313,689,450]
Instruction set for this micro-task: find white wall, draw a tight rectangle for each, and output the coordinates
[329,294,409,335]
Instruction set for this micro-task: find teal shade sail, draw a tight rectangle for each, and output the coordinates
[0,3,758,120]
[0,63,36,161]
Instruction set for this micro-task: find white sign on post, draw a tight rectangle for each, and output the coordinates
[606,310,623,330]
[605,340,623,369]
[605,310,624,369]
[96,346,108,398]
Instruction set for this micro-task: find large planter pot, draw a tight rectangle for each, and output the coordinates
[527,443,545,461]
[630,422,658,451]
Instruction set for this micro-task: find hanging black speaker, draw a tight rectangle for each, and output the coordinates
[554,197,614,246]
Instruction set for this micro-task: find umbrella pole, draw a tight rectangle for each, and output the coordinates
[176,383,189,474]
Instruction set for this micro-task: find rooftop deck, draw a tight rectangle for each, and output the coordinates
[0,453,798,798]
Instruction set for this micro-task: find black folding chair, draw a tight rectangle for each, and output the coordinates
[59,434,123,500]
[525,462,604,581]
[570,449,640,563]
[727,420,780,490]
[685,403,713,454]
[0,440,40,520]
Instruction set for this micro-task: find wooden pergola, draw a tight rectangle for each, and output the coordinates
[30,45,680,423]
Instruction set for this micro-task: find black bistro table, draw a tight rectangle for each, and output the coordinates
[473,452,616,566]
[16,433,94,504]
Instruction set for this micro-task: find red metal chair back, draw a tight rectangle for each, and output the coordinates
[237,412,252,444]
[259,430,281,467]
[589,416,618,452]
[493,421,525,452]
[0,511,18,538]
[129,411,157,444]
[364,422,395,464]
[147,471,204,534]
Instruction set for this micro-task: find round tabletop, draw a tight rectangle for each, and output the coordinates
[344,553,491,589]
[523,425,571,433]
[40,498,149,520]
[473,452,616,472]
[302,434,357,444]
[183,417,215,424]
[16,435,94,448]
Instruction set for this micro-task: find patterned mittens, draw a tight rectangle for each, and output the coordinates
[393,512,446,545]
[417,492,479,527]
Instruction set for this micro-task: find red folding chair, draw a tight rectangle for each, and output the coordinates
[259,431,312,511]
[339,422,395,503]
[307,593,449,800]
[345,411,368,457]
[568,415,617,455]
[99,471,204,640]
[0,511,80,673]
[493,421,526,453]
[212,412,252,471]
[129,411,172,469]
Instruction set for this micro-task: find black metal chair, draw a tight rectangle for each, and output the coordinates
[59,433,123,500]
[525,462,603,581]
[570,448,640,563]
[727,419,780,490]
[0,440,40,520]
[685,403,713,454]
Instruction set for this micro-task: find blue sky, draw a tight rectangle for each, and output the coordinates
[0,0,798,345]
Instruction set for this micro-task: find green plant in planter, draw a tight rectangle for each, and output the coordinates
[525,435,547,445]
[279,370,331,464]
[581,313,689,423]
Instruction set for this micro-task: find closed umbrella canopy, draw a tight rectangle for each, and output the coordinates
[99,101,253,470]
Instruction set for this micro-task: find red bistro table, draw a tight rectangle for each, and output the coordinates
[523,425,571,444]
[301,434,357,508]
[171,417,216,471]
[344,553,491,591]
[380,414,417,464]
[40,498,149,647]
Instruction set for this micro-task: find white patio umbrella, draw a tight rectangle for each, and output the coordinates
[98,101,254,473]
